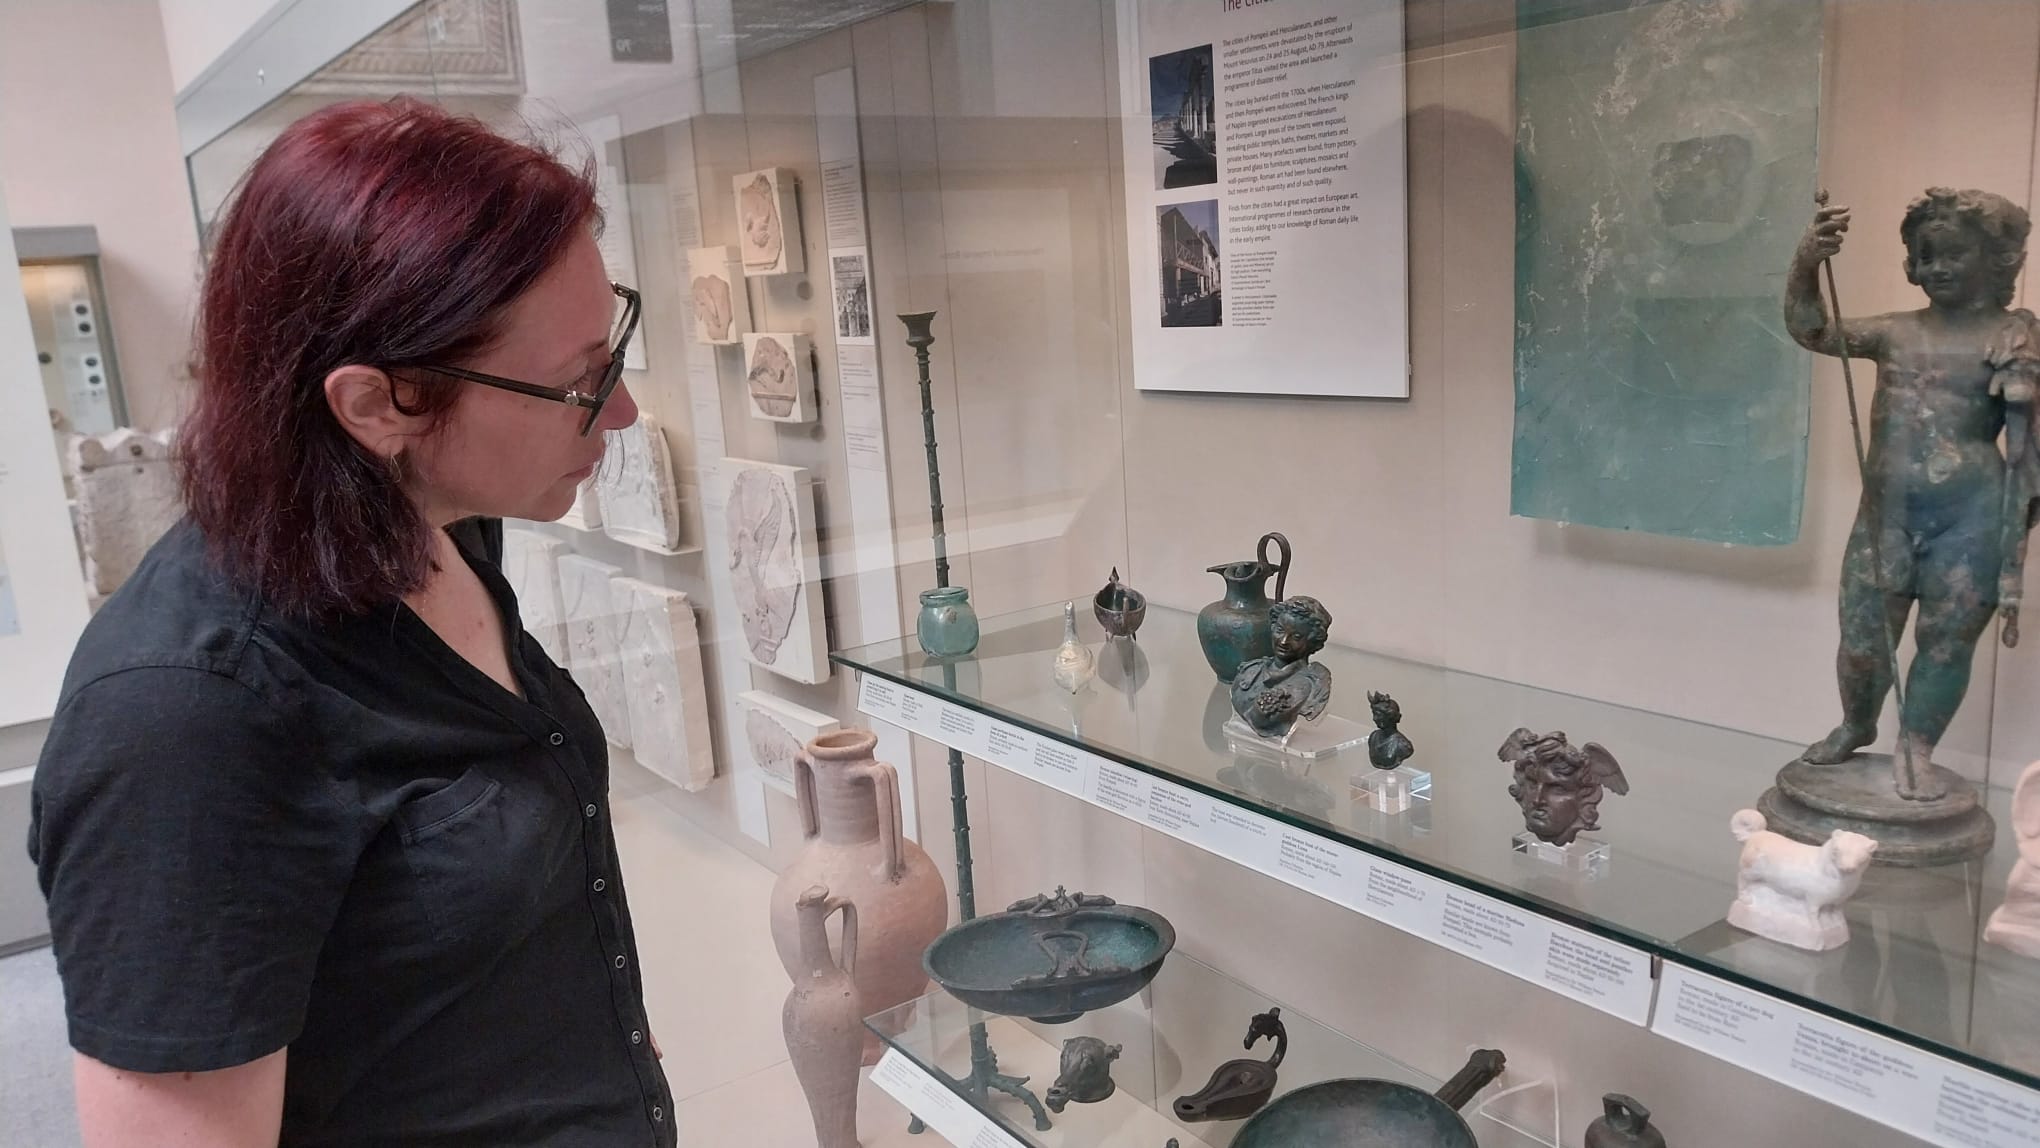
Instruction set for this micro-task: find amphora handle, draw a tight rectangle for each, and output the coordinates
[850,759,906,882]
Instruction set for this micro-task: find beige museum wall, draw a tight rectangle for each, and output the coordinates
[0,0,203,431]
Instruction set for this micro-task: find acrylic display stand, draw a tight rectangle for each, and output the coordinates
[1223,713,1369,762]
[1351,764,1433,814]
[1512,832,1611,877]
[1470,1064,1561,1146]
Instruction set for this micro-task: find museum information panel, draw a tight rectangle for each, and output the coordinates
[1118,0,1408,396]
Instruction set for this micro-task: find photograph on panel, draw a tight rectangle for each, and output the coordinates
[1158,199,1223,328]
[832,251,871,341]
[1150,42,1217,189]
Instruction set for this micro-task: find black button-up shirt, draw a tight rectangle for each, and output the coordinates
[28,521,676,1146]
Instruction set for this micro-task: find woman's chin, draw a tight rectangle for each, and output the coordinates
[521,482,582,523]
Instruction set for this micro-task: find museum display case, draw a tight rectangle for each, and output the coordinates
[165,0,2040,1144]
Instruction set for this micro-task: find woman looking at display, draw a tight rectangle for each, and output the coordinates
[27,98,674,1146]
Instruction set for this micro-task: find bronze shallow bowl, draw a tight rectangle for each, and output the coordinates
[922,889,1175,1024]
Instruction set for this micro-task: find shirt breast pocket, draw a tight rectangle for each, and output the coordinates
[395,766,578,952]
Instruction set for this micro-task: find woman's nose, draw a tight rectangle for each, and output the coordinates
[597,380,640,431]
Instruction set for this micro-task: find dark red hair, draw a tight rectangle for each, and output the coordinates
[179,97,598,617]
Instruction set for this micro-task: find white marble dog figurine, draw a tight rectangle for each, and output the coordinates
[1726,809,1879,951]
[1985,762,2040,960]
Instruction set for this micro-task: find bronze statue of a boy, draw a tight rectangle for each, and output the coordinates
[1787,188,2040,800]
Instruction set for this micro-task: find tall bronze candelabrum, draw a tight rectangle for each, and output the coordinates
[895,311,1047,1131]
[900,312,952,590]
[900,313,981,660]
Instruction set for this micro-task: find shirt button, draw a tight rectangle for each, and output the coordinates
[584,803,598,818]
[631,1030,644,1045]
[615,954,627,969]
[592,878,607,892]
[549,732,565,746]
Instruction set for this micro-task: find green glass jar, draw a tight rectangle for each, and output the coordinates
[916,586,980,658]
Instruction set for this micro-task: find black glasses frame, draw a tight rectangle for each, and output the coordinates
[413,283,641,436]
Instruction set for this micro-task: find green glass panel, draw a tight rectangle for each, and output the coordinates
[1512,0,1821,544]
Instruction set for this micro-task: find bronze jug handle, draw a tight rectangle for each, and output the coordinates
[1257,532,1291,602]
[794,747,820,841]
[1601,1093,1651,1132]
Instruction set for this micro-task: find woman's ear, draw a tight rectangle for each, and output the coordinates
[324,365,418,458]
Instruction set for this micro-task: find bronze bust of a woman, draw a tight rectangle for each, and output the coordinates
[1229,596,1333,737]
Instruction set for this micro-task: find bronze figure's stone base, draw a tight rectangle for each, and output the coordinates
[1756,754,1995,867]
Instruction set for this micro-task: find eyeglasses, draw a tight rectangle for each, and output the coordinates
[413,283,640,436]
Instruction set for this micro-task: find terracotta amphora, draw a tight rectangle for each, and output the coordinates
[782,885,863,1148]
[769,728,948,1064]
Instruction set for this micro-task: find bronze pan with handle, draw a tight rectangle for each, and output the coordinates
[1227,1048,1507,1148]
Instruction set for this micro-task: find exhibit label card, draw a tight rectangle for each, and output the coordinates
[1119,0,1408,396]
[870,1049,1028,1148]
[1090,760,1152,819]
[1655,963,2040,1148]
[856,672,904,723]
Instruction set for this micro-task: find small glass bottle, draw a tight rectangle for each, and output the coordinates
[916,586,979,658]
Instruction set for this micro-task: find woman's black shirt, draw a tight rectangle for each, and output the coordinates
[29,521,676,1146]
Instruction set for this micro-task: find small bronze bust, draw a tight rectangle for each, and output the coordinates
[1229,596,1333,737]
[1500,728,1628,846]
[1366,691,1414,771]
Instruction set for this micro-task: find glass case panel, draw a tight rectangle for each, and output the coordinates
[170,0,2040,1137]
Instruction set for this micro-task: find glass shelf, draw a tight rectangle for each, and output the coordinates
[866,950,1557,1147]
[834,602,2034,1089]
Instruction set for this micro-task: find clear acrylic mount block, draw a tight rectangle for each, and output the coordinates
[1350,764,1432,814]
[1223,713,1369,762]
[1511,832,1610,877]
